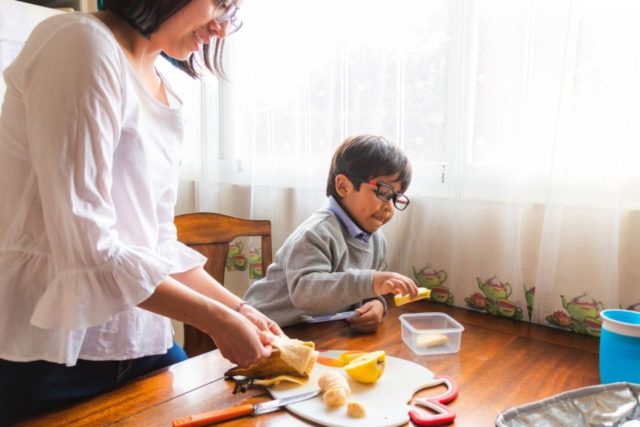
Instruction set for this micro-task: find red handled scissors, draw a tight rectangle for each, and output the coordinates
[409,375,458,426]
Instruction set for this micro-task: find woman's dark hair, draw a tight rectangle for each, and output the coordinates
[326,135,412,200]
[101,0,225,78]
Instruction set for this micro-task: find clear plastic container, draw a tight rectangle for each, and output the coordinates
[399,313,464,355]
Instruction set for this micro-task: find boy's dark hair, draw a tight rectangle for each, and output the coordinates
[101,0,225,78]
[326,134,412,200]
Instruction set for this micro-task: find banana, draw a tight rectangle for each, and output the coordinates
[225,333,318,380]
[347,401,367,418]
[318,370,350,407]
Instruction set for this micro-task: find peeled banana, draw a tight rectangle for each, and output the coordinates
[318,371,350,407]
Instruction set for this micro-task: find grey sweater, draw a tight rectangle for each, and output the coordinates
[243,208,387,327]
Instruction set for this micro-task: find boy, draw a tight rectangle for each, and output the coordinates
[243,135,417,332]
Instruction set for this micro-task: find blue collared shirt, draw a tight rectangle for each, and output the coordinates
[327,196,371,243]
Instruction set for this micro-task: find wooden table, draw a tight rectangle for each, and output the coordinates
[21,302,600,426]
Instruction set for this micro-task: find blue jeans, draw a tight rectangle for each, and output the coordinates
[0,342,187,425]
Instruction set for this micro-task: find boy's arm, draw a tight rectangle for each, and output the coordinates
[284,230,378,313]
[360,233,389,314]
[285,221,416,313]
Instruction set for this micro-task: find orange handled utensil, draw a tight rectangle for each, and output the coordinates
[172,389,321,427]
[172,404,253,427]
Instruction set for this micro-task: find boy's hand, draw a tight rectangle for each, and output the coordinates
[348,300,384,332]
[372,271,418,297]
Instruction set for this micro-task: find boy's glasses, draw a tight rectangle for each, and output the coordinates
[214,0,242,35]
[348,176,411,211]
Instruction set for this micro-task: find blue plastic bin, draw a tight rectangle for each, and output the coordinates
[599,309,640,384]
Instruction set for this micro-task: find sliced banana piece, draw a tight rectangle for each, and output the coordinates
[318,370,350,407]
[347,401,367,418]
[416,333,449,348]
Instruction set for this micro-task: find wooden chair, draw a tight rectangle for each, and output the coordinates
[174,212,273,357]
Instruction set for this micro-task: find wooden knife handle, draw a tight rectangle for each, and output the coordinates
[172,403,253,427]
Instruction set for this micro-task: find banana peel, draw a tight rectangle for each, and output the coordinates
[251,374,309,387]
[225,333,319,392]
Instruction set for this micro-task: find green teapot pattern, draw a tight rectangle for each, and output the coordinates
[477,276,512,300]
[545,293,603,337]
[248,248,264,280]
[412,265,454,305]
[561,293,602,321]
[524,284,535,321]
[465,275,523,320]
[226,241,265,281]
[225,241,247,272]
[409,264,614,337]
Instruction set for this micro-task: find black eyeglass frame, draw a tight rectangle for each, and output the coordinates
[347,176,410,211]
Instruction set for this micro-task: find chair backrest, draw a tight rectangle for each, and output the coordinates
[174,212,273,357]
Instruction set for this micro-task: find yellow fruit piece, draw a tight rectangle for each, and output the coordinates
[343,350,386,384]
[338,351,366,363]
[318,371,350,407]
[394,288,431,306]
[416,333,449,348]
[347,401,367,418]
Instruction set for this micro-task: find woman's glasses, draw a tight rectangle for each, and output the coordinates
[214,0,242,35]
[348,176,410,211]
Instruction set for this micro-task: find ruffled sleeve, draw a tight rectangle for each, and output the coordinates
[21,18,170,330]
[31,245,172,330]
[158,240,207,274]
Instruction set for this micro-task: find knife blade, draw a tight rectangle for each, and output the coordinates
[171,389,321,427]
[252,389,321,415]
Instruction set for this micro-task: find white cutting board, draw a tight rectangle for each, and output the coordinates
[269,350,435,427]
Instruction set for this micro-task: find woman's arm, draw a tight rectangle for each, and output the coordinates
[138,275,272,367]
[171,267,284,335]
[171,267,242,309]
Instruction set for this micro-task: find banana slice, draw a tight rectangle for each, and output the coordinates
[347,401,367,418]
[416,333,449,348]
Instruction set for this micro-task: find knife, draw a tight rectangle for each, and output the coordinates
[171,389,321,427]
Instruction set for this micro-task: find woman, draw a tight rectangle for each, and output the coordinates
[0,0,281,423]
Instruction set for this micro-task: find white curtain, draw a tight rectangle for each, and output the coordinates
[176,0,640,334]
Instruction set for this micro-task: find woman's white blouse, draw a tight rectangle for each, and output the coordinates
[0,13,205,366]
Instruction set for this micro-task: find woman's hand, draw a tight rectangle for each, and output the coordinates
[347,300,385,332]
[209,309,274,367]
[239,304,285,336]
[372,271,418,297]
[138,276,276,367]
